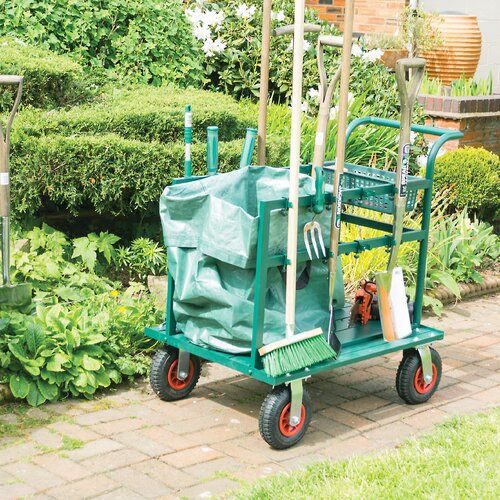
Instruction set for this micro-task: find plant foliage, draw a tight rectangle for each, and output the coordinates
[0,0,204,87]
[434,147,500,223]
[1,224,162,406]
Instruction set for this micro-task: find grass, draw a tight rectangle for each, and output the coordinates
[233,409,499,499]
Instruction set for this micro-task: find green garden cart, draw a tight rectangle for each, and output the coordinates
[145,116,462,448]
[145,0,463,449]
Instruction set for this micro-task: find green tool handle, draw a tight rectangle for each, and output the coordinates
[0,75,23,218]
[240,128,257,168]
[387,57,425,271]
[184,105,192,177]
[206,126,219,176]
[313,166,325,214]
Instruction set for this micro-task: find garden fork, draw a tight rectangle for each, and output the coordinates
[303,35,344,260]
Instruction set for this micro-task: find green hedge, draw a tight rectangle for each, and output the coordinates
[0,38,93,110]
[18,85,254,143]
[11,133,288,216]
[434,147,500,223]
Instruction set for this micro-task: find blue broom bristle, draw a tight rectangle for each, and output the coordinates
[262,336,337,377]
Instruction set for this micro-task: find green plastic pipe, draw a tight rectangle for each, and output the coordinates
[206,126,219,176]
[240,128,258,168]
[184,105,192,177]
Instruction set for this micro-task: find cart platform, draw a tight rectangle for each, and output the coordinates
[145,303,443,386]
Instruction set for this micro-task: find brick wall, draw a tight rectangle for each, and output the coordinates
[307,0,406,34]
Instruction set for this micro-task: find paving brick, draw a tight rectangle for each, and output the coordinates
[31,428,63,450]
[133,459,197,489]
[106,466,172,497]
[339,395,390,414]
[179,477,239,498]
[113,431,172,457]
[184,425,246,446]
[0,442,40,466]
[138,426,198,451]
[48,421,101,442]
[439,397,491,415]
[75,408,126,426]
[32,453,91,481]
[183,456,241,480]
[93,417,148,436]
[320,407,376,431]
[160,446,222,468]
[471,386,500,404]
[310,414,357,439]
[363,421,415,446]
[402,408,449,430]
[80,448,148,473]
[2,461,66,491]
[46,474,119,499]
[94,487,144,499]
[0,482,37,498]
[321,434,377,460]
[65,438,123,461]
[210,439,270,466]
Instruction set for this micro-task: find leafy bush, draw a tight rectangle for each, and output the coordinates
[1,224,161,406]
[186,0,401,110]
[18,85,254,144]
[0,38,93,111]
[434,147,500,222]
[114,238,167,283]
[11,133,288,217]
[0,0,204,87]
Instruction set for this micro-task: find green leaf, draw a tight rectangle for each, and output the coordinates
[95,370,111,388]
[8,343,30,363]
[24,323,46,356]
[95,232,120,263]
[46,352,70,372]
[26,384,46,407]
[37,379,59,401]
[82,355,102,371]
[9,373,30,399]
[72,237,98,271]
[432,270,461,298]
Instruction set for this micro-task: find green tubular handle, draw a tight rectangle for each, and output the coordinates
[313,166,325,214]
[184,105,193,177]
[206,126,219,176]
[240,128,257,168]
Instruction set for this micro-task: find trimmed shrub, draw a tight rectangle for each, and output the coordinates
[434,147,500,223]
[18,86,254,143]
[0,0,204,87]
[0,38,92,110]
[10,133,288,217]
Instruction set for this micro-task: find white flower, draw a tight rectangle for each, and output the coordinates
[410,131,418,144]
[236,3,256,20]
[330,105,339,119]
[271,10,286,22]
[202,37,226,57]
[202,10,224,27]
[348,92,355,106]
[186,7,204,25]
[362,48,384,63]
[287,39,312,52]
[308,88,320,101]
[193,24,212,41]
[301,101,309,113]
[351,44,363,57]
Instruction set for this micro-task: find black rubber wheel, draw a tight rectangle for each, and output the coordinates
[150,347,201,401]
[259,385,311,449]
[396,347,442,404]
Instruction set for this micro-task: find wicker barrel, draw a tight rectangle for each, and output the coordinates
[423,13,482,85]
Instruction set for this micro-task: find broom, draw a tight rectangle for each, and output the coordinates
[258,2,336,378]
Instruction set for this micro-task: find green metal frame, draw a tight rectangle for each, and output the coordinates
[145,117,463,386]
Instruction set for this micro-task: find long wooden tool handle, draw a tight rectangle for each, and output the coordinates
[0,76,23,219]
[257,0,272,165]
[328,0,355,301]
[387,57,425,271]
[285,0,306,338]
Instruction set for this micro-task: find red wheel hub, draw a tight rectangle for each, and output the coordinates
[278,403,306,437]
[167,359,194,390]
[413,363,438,394]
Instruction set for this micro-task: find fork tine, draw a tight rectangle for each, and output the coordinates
[303,224,313,260]
[314,222,327,258]
[311,229,320,259]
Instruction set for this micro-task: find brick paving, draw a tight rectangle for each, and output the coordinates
[0,295,499,499]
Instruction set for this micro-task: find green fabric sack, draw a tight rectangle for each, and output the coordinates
[160,166,345,354]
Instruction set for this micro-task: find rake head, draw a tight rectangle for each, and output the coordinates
[303,220,326,260]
